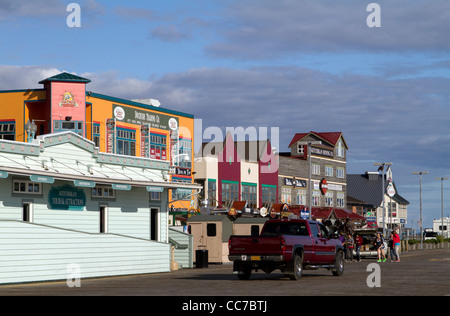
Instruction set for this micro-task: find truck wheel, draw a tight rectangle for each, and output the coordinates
[332,251,344,276]
[288,253,303,280]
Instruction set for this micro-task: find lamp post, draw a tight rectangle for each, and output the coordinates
[435,177,448,238]
[297,140,322,220]
[374,162,392,237]
[412,171,429,250]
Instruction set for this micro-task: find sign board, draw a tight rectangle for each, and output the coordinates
[300,209,309,219]
[320,178,328,195]
[387,181,396,197]
[49,184,86,211]
[113,104,179,131]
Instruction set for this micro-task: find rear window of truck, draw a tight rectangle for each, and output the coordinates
[261,222,309,237]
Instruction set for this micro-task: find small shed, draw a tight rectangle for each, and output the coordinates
[187,215,233,264]
[232,217,269,236]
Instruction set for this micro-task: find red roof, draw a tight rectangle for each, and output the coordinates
[288,131,345,148]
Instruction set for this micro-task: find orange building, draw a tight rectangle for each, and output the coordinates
[0,72,196,211]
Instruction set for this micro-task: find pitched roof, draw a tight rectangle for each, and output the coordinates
[288,131,347,148]
[347,173,410,207]
[39,72,91,84]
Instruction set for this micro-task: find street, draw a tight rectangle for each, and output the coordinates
[0,249,448,296]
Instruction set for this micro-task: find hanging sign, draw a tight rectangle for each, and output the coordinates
[320,178,328,195]
[387,181,396,197]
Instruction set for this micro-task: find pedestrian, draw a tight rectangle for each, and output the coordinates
[392,230,401,262]
[388,232,395,262]
[339,234,346,259]
[374,232,386,262]
[346,233,354,262]
[354,233,363,262]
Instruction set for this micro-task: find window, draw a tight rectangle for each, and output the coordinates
[92,185,115,198]
[336,193,345,208]
[150,191,160,201]
[242,183,257,208]
[262,185,277,205]
[117,127,136,156]
[336,139,344,157]
[13,180,42,195]
[297,144,304,155]
[0,121,15,140]
[222,181,239,206]
[325,165,333,177]
[93,123,100,148]
[312,164,320,175]
[207,223,216,237]
[312,190,320,206]
[149,133,167,160]
[280,187,291,204]
[177,138,192,168]
[54,120,84,136]
[296,189,306,205]
[207,180,217,207]
[325,192,333,207]
[336,167,345,179]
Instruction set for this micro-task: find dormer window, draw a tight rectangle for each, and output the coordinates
[336,139,344,157]
[297,144,304,155]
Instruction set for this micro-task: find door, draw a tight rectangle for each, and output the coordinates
[22,202,32,222]
[150,208,159,241]
[99,205,107,233]
[318,222,337,263]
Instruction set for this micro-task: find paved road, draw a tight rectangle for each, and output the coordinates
[0,249,448,296]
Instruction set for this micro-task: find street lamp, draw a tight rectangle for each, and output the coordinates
[374,162,392,237]
[25,120,37,143]
[412,171,429,250]
[435,177,448,238]
[297,140,322,220]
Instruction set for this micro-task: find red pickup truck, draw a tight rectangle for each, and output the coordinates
[228,219,344,280]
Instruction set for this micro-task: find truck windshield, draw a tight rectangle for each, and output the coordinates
[261,222,309,237]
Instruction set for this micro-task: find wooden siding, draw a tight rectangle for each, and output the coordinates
[0,220,170,285]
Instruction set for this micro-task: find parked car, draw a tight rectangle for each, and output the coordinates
[228,219,344,280]
[423,231,438,241]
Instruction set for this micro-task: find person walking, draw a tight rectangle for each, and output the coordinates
[374,232,386,262]
[354,233,363,262]
[392,230,401,262]
[346,233,354,262]
[388,232,395,262]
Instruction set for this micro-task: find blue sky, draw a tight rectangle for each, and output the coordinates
[1,0,450,229]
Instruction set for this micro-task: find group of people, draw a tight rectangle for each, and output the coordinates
[339,230,401,263]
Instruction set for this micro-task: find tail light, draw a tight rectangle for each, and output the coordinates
[280,236,286,252]
[228,238,232,250]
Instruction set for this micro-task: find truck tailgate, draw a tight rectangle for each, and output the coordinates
[229,235,283,256]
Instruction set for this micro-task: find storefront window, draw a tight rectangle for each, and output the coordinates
[222,181,239,206]
[207,180,216,207]
[262,185,277,206]
[242,183,257,208]
[13,180,41,194]
[117,127,136,156]
[92,185,115,198]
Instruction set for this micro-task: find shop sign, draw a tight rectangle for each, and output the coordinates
[0,171,8,178]
[112,183,132,191]
[310,146,334,158]
[30,175,55,184]
[74,180,96,188]
[106,119,115,154]
[49,184,86,211]
[387,181,396,197]
[113,104,179,131]
[320,178,328,195]
[146,186,164,193]
[283,177,306,188]
[59,92,78,108]
[174,167,191,176]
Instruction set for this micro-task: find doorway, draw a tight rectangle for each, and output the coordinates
[22,202,32,222]
[99,205,107,233]
[150,208,159,241]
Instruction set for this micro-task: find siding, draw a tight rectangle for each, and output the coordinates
[0,220,170,285]
[169,228,193,269]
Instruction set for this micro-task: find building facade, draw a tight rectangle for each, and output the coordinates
[0,72,196,212]
[194,132,278,213]
[347,167,409,231]
[278,132,348,215]
[0,132,199,284]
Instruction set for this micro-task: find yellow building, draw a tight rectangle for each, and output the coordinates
[0,72,195,212]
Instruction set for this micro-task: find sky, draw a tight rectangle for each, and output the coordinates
[0,0,449,229]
